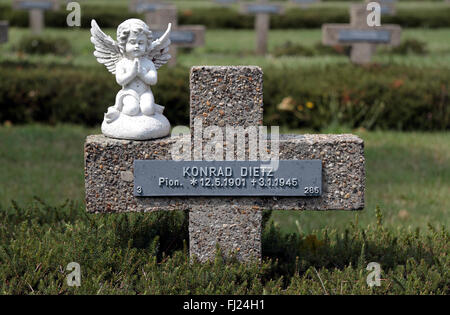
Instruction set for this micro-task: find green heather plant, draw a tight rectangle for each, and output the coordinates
[0,200,447,294]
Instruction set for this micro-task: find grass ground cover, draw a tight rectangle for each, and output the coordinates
[1,27,449,69]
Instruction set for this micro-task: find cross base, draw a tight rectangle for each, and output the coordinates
[190,207,262,262]
[351,43,377,65]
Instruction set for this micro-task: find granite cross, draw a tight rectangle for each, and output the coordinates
[13,0,59,34]
[85,66,365,262]
[0,21,8,44]
[240,0,285,56]
[322,3,401,64]
[130,0,205,67]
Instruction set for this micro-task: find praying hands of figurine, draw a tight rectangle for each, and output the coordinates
[115,57,158,116]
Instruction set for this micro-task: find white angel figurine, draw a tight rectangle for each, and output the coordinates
[90,18,172,140]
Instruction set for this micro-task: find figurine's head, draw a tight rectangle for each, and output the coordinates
[117,19,152,59]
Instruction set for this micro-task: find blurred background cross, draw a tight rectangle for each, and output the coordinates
[322,3,401,64]
[12,0,60,34]
[240,0,285,56]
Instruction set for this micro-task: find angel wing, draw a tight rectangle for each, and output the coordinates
[90,19,121,74]
[149,23,172,70]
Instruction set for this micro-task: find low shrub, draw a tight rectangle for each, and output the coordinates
[273,41,316,57]
[389,39,428,55]
[14,35,72,56]
[0,62,189,127]
[0,62,448,131]
[0,200,448,294]
[264,65,449,131]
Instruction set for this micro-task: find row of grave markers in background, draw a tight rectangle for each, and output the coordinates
[129,0,205,67]
[12,0,59,34]
[216,0,396,13]
[5,0,403,65]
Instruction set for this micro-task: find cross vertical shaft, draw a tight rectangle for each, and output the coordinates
[29,9,44,34]
[188,66,264,262]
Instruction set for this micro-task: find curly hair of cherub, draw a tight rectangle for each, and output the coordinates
[117,19,153,55]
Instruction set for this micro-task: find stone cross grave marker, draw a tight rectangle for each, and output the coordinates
[0,21,8,44]
[13,0,59,34]
[290,0,320,9]
[240,0,285,56]
[85,66,365,262]
[322,3,401,64]
[130,0,205,67]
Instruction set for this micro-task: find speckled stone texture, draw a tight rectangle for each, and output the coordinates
[85,66,365,262]
[190,66,263,130]
[189,206,262,262]
[190,66,264,261]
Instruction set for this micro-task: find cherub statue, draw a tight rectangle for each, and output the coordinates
[90,18,172,140]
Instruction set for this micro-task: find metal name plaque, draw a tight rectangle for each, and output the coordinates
[339,30,391,43]
[134,160,322,197]
[154,30,195,44]
[17,1,53,10]
[246,4,282,14]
